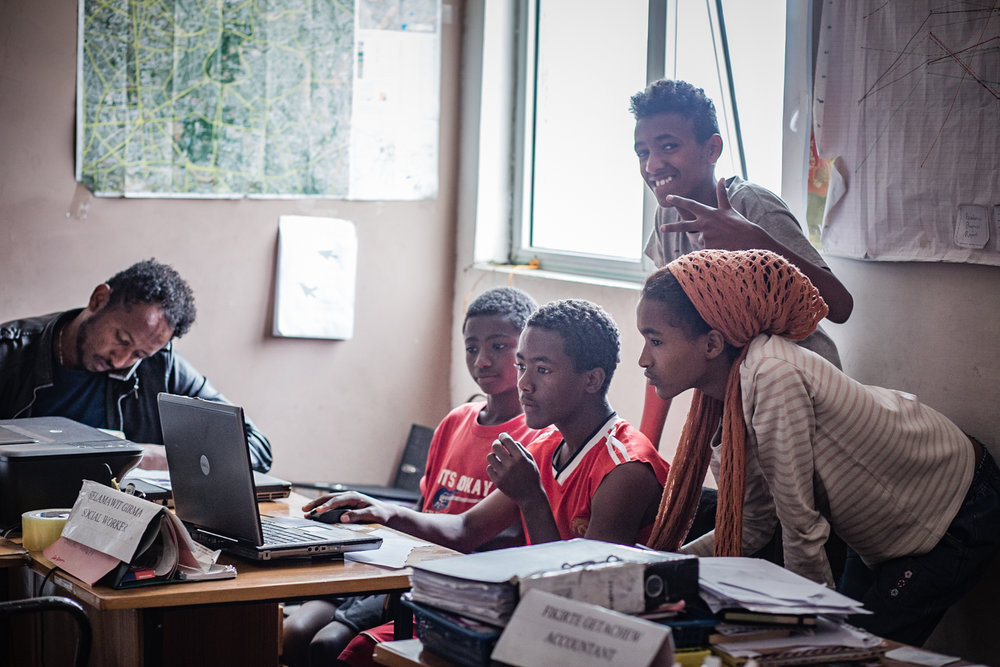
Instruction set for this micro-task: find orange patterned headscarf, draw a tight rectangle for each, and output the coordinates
[644,249,829,556]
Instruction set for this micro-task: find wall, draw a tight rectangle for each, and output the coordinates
[826,257,1000,448]
[0,1,464,484]
[827,256,1000,663]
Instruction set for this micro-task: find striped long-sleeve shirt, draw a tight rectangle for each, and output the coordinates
[682,334,973,587]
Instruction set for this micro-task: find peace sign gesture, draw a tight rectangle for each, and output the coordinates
[659,178,855,324]
[658,178,772,251]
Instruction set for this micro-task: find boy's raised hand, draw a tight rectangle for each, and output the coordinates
[659,177,771,251]
[486,433,545,508]
[661,177,854,324]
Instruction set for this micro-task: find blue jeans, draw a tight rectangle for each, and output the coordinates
[837,446,1000,646]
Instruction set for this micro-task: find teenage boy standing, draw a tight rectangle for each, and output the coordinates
[629,78,852,443]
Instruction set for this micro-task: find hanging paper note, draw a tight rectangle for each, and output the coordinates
[273,216,358,340]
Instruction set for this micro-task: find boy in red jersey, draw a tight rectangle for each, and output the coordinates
[282,287,539,667]
[306,298,668,549]
[309,298,669,665]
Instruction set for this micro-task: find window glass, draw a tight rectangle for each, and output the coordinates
[516,0,788,276]
[526,0,648,262]
[664,0,787,192]
[717,0,786,193]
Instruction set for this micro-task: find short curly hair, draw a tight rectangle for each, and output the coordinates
[629,79,719,144]
[526,299,620,396]
[105,259,197,338]
[464,287,539,332]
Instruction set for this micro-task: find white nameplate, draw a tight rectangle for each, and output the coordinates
[491,589,674,667]
[60,479,163,561]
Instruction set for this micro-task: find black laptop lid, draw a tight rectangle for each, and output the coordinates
[157,393,264,546]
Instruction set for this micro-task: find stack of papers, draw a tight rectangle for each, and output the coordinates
[698,557,868,618]
[409,539,698,626]
[698,558,884,665]
[411,568,519,624]
[711,617,886,666]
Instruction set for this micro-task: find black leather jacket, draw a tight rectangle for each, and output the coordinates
[0,310,272,472]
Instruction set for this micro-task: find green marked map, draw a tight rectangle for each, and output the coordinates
[76,0,440,198]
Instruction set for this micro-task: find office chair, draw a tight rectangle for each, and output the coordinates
[0,596,92,667]
[293,423,435,505]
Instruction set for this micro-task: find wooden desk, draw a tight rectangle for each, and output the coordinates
[371,636,978,667]
[0,538,29,567]
[8,495,456,667]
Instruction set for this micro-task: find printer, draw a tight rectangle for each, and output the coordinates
[0,417,144,529]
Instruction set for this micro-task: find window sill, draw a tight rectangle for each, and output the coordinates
[469,261,642,292]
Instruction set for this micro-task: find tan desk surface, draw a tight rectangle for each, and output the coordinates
[0,537,29,567]
[25,493,457,610]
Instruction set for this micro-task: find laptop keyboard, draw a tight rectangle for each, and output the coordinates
[260,518,320,545]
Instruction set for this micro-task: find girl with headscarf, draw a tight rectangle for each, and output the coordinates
[637,249,1000,646]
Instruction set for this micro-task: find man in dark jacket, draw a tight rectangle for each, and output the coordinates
[0,259,272,471]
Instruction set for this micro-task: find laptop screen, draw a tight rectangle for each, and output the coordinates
[157,394,264,546]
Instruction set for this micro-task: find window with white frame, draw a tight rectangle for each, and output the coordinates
[510,0,789,280]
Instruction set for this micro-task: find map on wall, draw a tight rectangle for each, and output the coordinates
[75,0,440,199]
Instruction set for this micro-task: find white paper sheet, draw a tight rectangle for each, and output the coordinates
[698,557,868,616]
[273,216,358,340]
[884,645,962,667]
[344,527,424,569]
[814,0,1000,265]
[714,617,881,654]
[59,480,165,563]
[348,22,441,200]
[491,589,674,667]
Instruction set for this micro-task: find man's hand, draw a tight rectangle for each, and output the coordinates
[486,433,545,508]
[659,178,771,251]
[301,491,395,525]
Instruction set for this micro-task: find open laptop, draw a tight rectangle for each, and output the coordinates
[157,393,382,560]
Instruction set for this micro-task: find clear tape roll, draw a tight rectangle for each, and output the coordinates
[22,508,72,551]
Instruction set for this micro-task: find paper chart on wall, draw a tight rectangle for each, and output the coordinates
[813,0,1000,265]
[273,216,358,340]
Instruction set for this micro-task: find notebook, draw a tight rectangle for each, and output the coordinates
[121,469,293,506]
[157,393,382,560]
